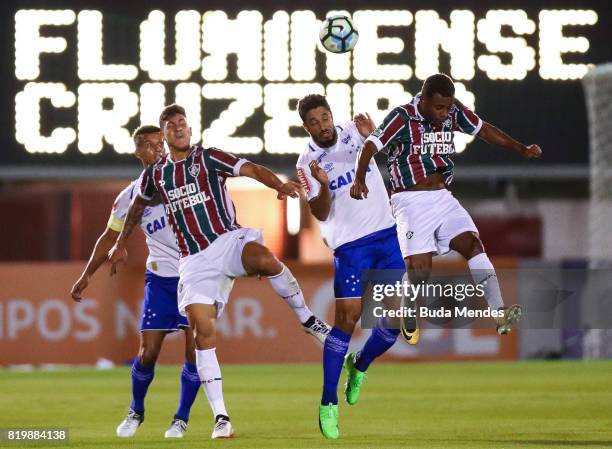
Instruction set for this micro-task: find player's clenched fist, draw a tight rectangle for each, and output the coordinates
[522,144,542,159]
[350,177,369,200]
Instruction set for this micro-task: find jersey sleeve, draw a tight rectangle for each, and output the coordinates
[208,148,248,177]
[138,166,157,200]
[453,101,483,136]
[296,157,321,202]
[107,182,137,232]
[365,107,408,152]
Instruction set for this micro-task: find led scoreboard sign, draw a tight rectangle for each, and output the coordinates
[4,1,612,170]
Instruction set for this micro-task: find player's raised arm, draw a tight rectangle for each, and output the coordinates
[351,107,408,200]
[239,161,301,200]
[477,122,542,159]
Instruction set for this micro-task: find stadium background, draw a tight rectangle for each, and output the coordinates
[1,0,611,403]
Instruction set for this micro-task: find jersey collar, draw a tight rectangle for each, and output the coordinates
[167,145,196,163]
[308,139,335,154]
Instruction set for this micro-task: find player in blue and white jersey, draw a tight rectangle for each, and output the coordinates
[71,126,199,439]
[296,94,411,440]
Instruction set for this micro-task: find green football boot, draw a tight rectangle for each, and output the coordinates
[318,403,339,439]
[344,352,367,405]
[496,304,522,335]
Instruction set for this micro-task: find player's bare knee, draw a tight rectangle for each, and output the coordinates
[467,235,485,258]
[334,308,360,334]
[259,252,282,277]
[243,243,281,276]
[451,232,484,259]
[138,345,160,367]
[459,235,484,260]
[194,331,215,350]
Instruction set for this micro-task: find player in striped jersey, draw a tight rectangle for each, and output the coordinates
[108,104,330,439]
[71,126,200,439]
[351,73,542,336]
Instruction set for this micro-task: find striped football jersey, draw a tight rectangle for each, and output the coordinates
[366,94,482,190]
[139,145,247,257]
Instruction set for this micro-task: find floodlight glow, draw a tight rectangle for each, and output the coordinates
[140,10,201,81]
[477,10,536,80]
[15,82,76,153]
[353,10,413,81]
[77,83,139,154]
[202,10,263,81]
[14,9,76,80]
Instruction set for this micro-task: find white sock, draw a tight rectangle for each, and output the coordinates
[196,348,228,418]
[468,253,504,310]
[267,264,313,323]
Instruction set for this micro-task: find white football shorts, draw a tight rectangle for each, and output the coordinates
[177,227,263,318]
[390,189,478,258]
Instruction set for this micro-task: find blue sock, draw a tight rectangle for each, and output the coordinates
[130,359,155,413]
[354,319,399,372]
[174,362,200,422]
[321,327,351,405]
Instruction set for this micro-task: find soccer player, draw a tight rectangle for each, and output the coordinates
[351,73,542,335]
[70,125,200,439]
[107,104,330,439]
[296,94,407,440]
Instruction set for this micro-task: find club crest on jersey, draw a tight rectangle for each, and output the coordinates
[188,163,200,178]
[341,135,351,144]
[323,162,334,173]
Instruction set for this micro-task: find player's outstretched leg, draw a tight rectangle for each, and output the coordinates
[450,232,521,335]
[117,331,165,438]
[185,303,234,439]
[165,328,199,438]
[344,317,400,405]
[242,241,331,344]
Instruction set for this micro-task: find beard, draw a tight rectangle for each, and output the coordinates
[315,128,337,148]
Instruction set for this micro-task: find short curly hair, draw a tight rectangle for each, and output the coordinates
[297,94,331,122]
[422,73,455,98]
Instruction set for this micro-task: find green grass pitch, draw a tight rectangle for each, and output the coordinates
[1,361,611,449]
